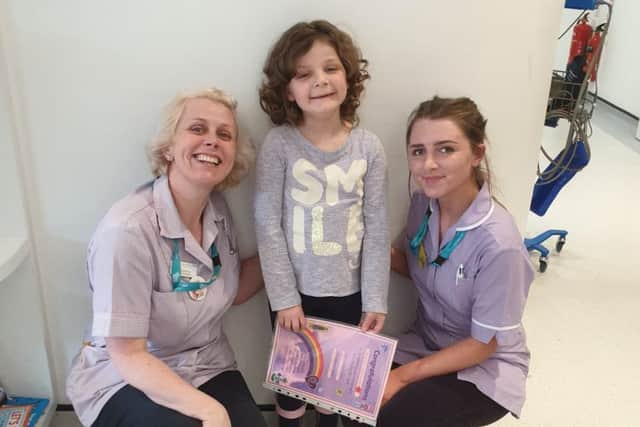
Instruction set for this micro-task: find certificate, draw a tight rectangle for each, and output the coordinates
[264,317,397,426]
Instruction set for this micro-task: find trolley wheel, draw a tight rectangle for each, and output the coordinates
[556,236,566,253]
[539,256,548,273]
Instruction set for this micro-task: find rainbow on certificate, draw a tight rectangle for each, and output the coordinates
[297,327,324,389]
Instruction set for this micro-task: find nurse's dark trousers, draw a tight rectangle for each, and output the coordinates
[92,370,266,427]
[341,368,509,427]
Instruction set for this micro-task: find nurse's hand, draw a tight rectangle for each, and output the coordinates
[202,400,231,427]
[381,370,408,406]
[360,312,386,333]
[277,305,306,332]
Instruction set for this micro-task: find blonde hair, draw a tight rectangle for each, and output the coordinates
[147,87,254,190]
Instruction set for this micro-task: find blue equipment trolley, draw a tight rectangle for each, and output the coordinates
[526,0,612,272]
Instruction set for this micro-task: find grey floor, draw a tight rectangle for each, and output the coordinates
[52,103,640,427]
[495,101,640,426]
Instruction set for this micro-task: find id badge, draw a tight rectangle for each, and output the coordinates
[179,261,198,282]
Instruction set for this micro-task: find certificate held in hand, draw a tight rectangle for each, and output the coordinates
[264,317,397,426]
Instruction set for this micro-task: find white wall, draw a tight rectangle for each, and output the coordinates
[554,1,640,116]
[1,2,54,399]
[598,1,640,116]
[0,255,54,398]
[3,0,563,403]
[0,17,24,239]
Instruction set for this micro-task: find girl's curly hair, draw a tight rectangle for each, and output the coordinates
[259,20,370,126]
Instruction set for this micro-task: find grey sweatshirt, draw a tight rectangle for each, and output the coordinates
[254,125,390,313]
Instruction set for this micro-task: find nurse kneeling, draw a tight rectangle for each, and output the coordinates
[349,97,534,427]
[66,88,267,427]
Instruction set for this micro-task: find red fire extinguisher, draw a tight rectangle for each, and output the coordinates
[585,24,605,81]
[568,15,592,65]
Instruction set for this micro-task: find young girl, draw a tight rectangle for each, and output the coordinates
[352,96,533,426]
[255,20,390,427]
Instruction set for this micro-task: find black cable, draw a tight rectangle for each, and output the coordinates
[558,9,588,40]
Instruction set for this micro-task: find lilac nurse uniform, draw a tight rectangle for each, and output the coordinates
[395,183,534,417]
[67,176,240,426]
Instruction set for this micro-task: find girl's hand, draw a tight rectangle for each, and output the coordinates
[277,305,306,332]
[360,312,386,333]
[381,370,407,406]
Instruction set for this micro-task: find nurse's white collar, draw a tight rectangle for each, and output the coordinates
[429,182,495,232]
[152,175,223,239]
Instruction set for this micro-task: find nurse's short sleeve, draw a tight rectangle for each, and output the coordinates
[89,224,153,338]
[471,249,533,345]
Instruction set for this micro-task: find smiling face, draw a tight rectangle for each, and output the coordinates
[165,98,237,193]
[286,39,348,121]
[408,118,485,202]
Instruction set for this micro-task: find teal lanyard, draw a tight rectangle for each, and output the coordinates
[171,239,221,292]
[409,207,467,267]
